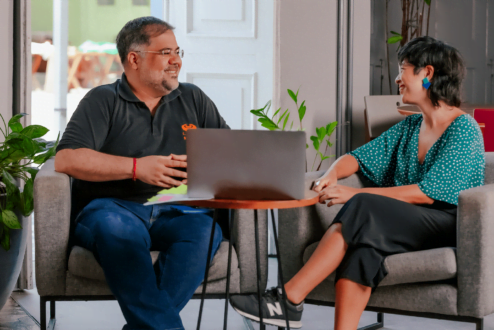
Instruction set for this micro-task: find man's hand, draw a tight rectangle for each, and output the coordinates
[136,154,187,188]
[313,171,338,192]
[318,185,360,207]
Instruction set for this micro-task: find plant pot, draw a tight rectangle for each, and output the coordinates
[0,201,28,311]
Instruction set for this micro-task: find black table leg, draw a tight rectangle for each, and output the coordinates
[270,209,291,330]
[223,209,234,330]
[196,211,218,330]
[254,209,264,327]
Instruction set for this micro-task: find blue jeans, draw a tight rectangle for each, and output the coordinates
[73,198,223,330]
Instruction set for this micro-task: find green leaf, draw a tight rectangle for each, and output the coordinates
[25,167,39,181]
[424,0,431,5]
[9,122,22,133]
[272,108,281,120]
[258,118,279,130]
[306,143,309,149]
[8,113,27,133]
[20,179,33,217]
[390,30,401,35]
[326,121,338,137]
[282,113,290,130]
[277,109,289,125]
[2,210,21,229]
[327,140,333,147]
[290,122,294,130]
[20,125,49,139]
[298,101,306,122]
[21,139,35,157]
[33,133,59,164]
[287,89,297,104]
[5,150,26,163]
[311,136,320,151]
[265,100,272,115]
[295,88,299,99]
[316,127,327,141]
[321,156,330,161]
[250,109,264,117]
[1,226,10,251]
[387,35,403,44]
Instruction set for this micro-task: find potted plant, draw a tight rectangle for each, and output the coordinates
[0,113,58,310]
[251,88,338,172]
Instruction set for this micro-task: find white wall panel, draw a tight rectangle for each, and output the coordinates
[186,72,256,129]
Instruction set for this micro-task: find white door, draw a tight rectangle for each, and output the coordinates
[162,0,274,129]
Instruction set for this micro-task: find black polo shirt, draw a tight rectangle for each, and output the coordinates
[56,73,229,219]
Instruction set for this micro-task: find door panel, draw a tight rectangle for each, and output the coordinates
[166,0,273,129]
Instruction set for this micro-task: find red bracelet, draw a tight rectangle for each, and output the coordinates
[132,158,137,181]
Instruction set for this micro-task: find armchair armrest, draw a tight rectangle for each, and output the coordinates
[34,157,71,296]
[457,184,494,318]
[278,171,371,282]
[232,209,268,293]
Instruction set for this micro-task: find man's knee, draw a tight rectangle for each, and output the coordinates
[181,214,223,247]
[89,210,148,247]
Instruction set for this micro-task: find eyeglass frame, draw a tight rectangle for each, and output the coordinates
[133,49,185,59]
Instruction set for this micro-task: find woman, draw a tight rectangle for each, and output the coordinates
[230,36,485,329]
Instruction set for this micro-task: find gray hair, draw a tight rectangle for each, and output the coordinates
[116,16,175,64]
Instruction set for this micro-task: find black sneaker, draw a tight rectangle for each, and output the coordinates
[230,287,303,328]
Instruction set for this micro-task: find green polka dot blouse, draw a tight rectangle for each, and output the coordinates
[349,114,485,205]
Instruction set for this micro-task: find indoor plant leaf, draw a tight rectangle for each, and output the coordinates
[316,126,326,141]
[282,113,290,130]
[1,226,10,251]
[327,140,333,147]
[258,118,278,130]
[20,178,33,217]
[298,101,306,122]
[272,108,281,120]
[1,210,21,229]
[7,113,27,133]
[277,109,289,125]
[310,136,320,151]
[326,121,338,136]
[287,89,297,104]
[33,133,59,164]
[424,0,431,5]
[25,168,39,181]
[20,125,49,139]
[387,35,403,44]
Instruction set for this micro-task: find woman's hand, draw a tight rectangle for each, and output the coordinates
[318,185,361,206]
[313,171,338,192]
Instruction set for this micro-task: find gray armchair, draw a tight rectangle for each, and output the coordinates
[278,152,494,330]
[34,157,268,330]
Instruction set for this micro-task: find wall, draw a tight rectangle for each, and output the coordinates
[0,0,13,142]
[275,0,371,169]
[370,0,494,104]
[32,0,151,46]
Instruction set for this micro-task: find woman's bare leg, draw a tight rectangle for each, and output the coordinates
[334,279,372,330]
[284,223,348,304]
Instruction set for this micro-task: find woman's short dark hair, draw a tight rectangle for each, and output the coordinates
[397,36,465,107]
[116,16,174,64]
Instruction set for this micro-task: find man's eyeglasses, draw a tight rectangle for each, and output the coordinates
[134,49,184,59]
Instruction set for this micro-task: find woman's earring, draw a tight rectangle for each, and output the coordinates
[422,77,431,90]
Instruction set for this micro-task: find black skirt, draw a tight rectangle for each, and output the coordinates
[331,193,457,289]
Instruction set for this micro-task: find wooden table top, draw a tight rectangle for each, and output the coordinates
[181,190,319,210]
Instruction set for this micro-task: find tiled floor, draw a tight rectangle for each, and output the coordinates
[2,258,494,329]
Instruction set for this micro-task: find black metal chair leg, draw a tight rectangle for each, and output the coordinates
[477,318,484,330]
[270,209,291,330]
[254,210,264,327]
[357,312,384,330]
[223,210,235,330]
[196,212,218,330]
[40,297,46,330]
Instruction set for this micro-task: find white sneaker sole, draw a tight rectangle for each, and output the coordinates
[232,306,303,328]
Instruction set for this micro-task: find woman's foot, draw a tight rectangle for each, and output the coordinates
[229,287,304,328]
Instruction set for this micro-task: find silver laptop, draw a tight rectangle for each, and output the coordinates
[187,129,306,200]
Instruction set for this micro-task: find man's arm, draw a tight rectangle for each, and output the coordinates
[55,148,187,188]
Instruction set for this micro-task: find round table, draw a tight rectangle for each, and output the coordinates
[182,191,319,330]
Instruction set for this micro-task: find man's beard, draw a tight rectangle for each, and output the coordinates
[145,75,179,94]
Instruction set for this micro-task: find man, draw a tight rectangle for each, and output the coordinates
[55,17,228,330]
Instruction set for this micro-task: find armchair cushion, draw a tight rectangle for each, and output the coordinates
[303,244,456,287]
[68,241,239,283]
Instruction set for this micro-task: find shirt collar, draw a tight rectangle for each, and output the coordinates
[118,72,182,104]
